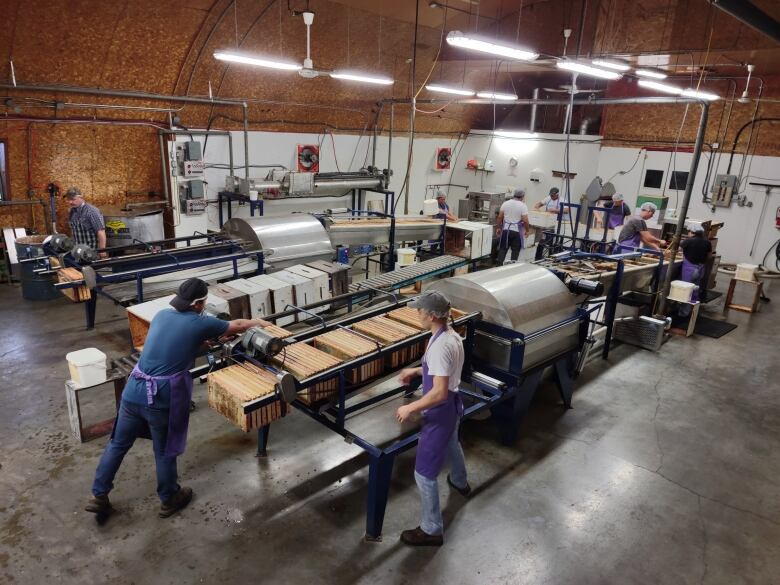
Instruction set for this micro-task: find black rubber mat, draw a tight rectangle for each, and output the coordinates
[700,290,723,303]
[694,316,738,338]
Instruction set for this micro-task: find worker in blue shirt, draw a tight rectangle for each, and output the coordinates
[86,278,270,520]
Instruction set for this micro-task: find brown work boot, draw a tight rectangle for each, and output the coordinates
[85,494,112,515]
[400,526,443,547]
[447,474,472,498]
[159,486,193,518]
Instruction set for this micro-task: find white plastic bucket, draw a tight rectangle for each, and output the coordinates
[423,199,439,216]
[397,248,417,266]
[668,280,697,303]
[66,348,108,388]
[735,263,758,282]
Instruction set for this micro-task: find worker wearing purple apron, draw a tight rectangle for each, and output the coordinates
[604,192,632,230]
[396,290,469,547]
[86,278,271,520]
[496,188,530,265]
[534,187,563,213]
[679,225,712,314]
[615,202,666,253]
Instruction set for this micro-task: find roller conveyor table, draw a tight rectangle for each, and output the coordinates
[348,255,470,292]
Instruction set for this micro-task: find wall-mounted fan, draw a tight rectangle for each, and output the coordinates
[297,144,320,173]
[435,147,452,171]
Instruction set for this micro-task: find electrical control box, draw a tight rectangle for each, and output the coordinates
[710,174,738,207]
[182,198,207,215]
[175,140,204,177]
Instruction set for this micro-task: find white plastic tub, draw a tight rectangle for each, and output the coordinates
[735,263,758,282]
[668,280,697,303]
[66,348,108,388]
[397,248,417,266]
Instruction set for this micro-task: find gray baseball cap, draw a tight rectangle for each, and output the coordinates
[549,187,560,195]
[64,187,83,200]
[408,290,451,319]
[513,188,526,199]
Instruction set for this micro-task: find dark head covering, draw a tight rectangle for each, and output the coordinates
[170,278,209,311]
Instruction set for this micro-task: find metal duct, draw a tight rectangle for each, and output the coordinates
[710,0,780,44]
[530,88,539,133]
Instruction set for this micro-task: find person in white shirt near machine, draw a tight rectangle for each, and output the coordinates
[534,187,563,214]
[496,188,530,265]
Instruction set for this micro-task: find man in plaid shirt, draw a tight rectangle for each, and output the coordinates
[65,187,107,258]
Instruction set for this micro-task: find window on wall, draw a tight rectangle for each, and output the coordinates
[643,169,664,189]
[0,141,7,201]
[669,171,689,190]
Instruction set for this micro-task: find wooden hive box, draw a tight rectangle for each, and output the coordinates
[312,329,384,385]
[352,316,425,368]
[270,342,342,405]
[210,284,251,319]
[125,294,176,351]
[387,306,467,336]
[208,362,288,431]
[56,267,91,303]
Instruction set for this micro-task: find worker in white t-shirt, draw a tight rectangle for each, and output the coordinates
[496,188,530,265]
[534,187,563,213]
[396,290,469,547]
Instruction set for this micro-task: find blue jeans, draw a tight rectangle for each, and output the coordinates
[414,424,468,535]
[92,400,179,502]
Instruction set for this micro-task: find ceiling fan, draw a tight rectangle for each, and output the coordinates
[214,12,394,85]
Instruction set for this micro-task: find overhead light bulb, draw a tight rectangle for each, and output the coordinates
[635,68,668,79]
[556,60,622,80]
[681,88,720,101]
[330,71,394,85]
[638,79,683,94]
[495,130,538,139]
[476,91,518,100]
[214,51,302,71]
[446,31,539,61]
[592,59,631,71]
[425,84,475,96]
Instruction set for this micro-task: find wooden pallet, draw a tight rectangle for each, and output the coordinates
[352,316,425,368]
[208,362,288,431]
[271,342,342,405]
[56,267,91,302]
[312,328,384,384]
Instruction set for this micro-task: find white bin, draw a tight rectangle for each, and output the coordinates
[66,348,108,388]
[668,280,697,303]
[397,248,417,267]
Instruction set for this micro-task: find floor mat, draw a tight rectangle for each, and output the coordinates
[694,316,738,338]
[700,290,723,303]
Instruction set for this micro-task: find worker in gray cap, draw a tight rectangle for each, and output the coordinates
[87,278,271,521]
[616,202,666,252]
[534,187,563,214]
[396,290,469,547]
[496,187,530,264]
[435,189,458,222]
[64,187,108,258]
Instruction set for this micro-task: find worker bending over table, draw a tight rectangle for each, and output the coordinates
[616,202,666,253]
[86,278,270,520]
[534,187,562,213]
[396,290,470,547]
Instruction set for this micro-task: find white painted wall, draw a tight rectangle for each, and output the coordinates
[596,146,780,264]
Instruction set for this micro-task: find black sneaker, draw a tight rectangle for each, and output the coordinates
[159,486,193,518]
[447,474,472,498]
[85,494,112,515]
[400,526,443,547]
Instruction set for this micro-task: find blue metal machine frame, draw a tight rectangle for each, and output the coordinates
[211,287,594,541]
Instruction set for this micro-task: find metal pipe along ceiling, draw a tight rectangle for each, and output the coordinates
[710,0,780,43]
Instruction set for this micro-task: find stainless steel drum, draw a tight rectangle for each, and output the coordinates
[430,263,581,372]
[223,215,333,268]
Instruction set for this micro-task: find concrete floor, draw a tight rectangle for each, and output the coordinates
[1,282,779,585]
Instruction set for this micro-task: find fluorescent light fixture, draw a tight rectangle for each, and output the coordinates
[556,60,622,80]
[681,88,720,101]
[635,68,668,79]
[330,71,394,85]
[476,91,518,100]
[495,130,538,139]
[446,31,539,61]
[425,84,475,96]
[638,79,682,94]
[214,51,302,71]
[592,59,631,71]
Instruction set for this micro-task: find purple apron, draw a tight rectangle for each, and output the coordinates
[498,220,525,250]
[681,257,703,303]
[131,364,194,457]
[616,230,642,254]
[415,329,464,480]
[607,203,625,230]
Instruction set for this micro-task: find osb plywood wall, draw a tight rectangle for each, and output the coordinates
[1,0,779,232]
